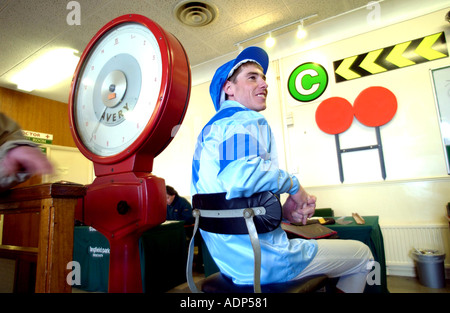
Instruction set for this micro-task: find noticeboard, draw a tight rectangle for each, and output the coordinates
[431,65,450,174]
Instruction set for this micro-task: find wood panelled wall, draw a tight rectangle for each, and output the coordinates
[0,87,76,147]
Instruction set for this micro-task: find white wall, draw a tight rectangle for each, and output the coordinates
[153,3,450,229]
[42,144,94,185]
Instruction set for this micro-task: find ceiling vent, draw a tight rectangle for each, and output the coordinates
[174,1,218,27]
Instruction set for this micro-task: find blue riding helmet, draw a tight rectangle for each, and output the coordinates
[209,46,269,112]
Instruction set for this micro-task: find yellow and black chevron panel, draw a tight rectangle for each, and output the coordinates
[334,32,448,83]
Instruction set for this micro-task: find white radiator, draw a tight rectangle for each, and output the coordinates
[381,225,450,277]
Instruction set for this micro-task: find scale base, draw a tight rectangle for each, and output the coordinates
[76,172,166,293]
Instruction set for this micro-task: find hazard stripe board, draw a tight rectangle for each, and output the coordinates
[334,32,448,83]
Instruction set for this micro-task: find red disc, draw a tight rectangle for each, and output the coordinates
[353,86,397,127]
[315,97,354,135]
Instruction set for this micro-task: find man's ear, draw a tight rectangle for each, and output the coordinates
[223,80,234,98]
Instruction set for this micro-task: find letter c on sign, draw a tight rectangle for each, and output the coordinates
[288,62,328,102]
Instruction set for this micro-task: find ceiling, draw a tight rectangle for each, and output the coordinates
[0,0,403,103]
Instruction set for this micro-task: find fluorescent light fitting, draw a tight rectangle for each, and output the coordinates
[12,48,80,92]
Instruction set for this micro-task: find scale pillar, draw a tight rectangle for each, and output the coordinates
[109,232,144,293]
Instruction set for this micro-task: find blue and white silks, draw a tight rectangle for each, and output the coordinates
[191,100,318,285]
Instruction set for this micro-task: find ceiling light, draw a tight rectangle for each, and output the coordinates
[296,22,307,39]
[265,33,275,48]
[11,48,80,92]
[234,14,317,48]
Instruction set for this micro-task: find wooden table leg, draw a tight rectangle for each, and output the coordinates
[35,198,76,293]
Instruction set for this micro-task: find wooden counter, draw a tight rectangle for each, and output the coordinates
[0,181,86,293]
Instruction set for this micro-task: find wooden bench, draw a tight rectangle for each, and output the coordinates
[0,182,86,293]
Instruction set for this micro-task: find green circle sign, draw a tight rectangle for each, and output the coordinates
[288,62,328,102]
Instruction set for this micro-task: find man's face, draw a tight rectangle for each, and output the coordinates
[166,193,175,205]
[223,63,268,112]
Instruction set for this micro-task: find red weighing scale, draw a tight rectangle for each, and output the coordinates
[68,14,191,292]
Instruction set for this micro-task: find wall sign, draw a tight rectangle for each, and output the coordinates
[22,130,53,144]
[334,32,448,83]
[287,62,328,102]
[315,86,397,183]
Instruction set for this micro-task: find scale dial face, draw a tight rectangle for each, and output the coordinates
[72,20,163,159]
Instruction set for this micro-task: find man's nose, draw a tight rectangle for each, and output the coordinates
[260,79,268,89]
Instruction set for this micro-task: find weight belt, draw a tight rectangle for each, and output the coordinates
[186,191,282,293]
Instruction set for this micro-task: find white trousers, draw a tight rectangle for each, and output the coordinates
[293,239,374,293]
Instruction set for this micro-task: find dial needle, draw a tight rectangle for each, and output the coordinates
[90,106,107,142]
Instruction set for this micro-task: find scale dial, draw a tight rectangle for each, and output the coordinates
[69,14,190,166]
[74,22,161,157]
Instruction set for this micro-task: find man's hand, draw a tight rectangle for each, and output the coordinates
[282,186,316,225]
[1,146,53,176]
